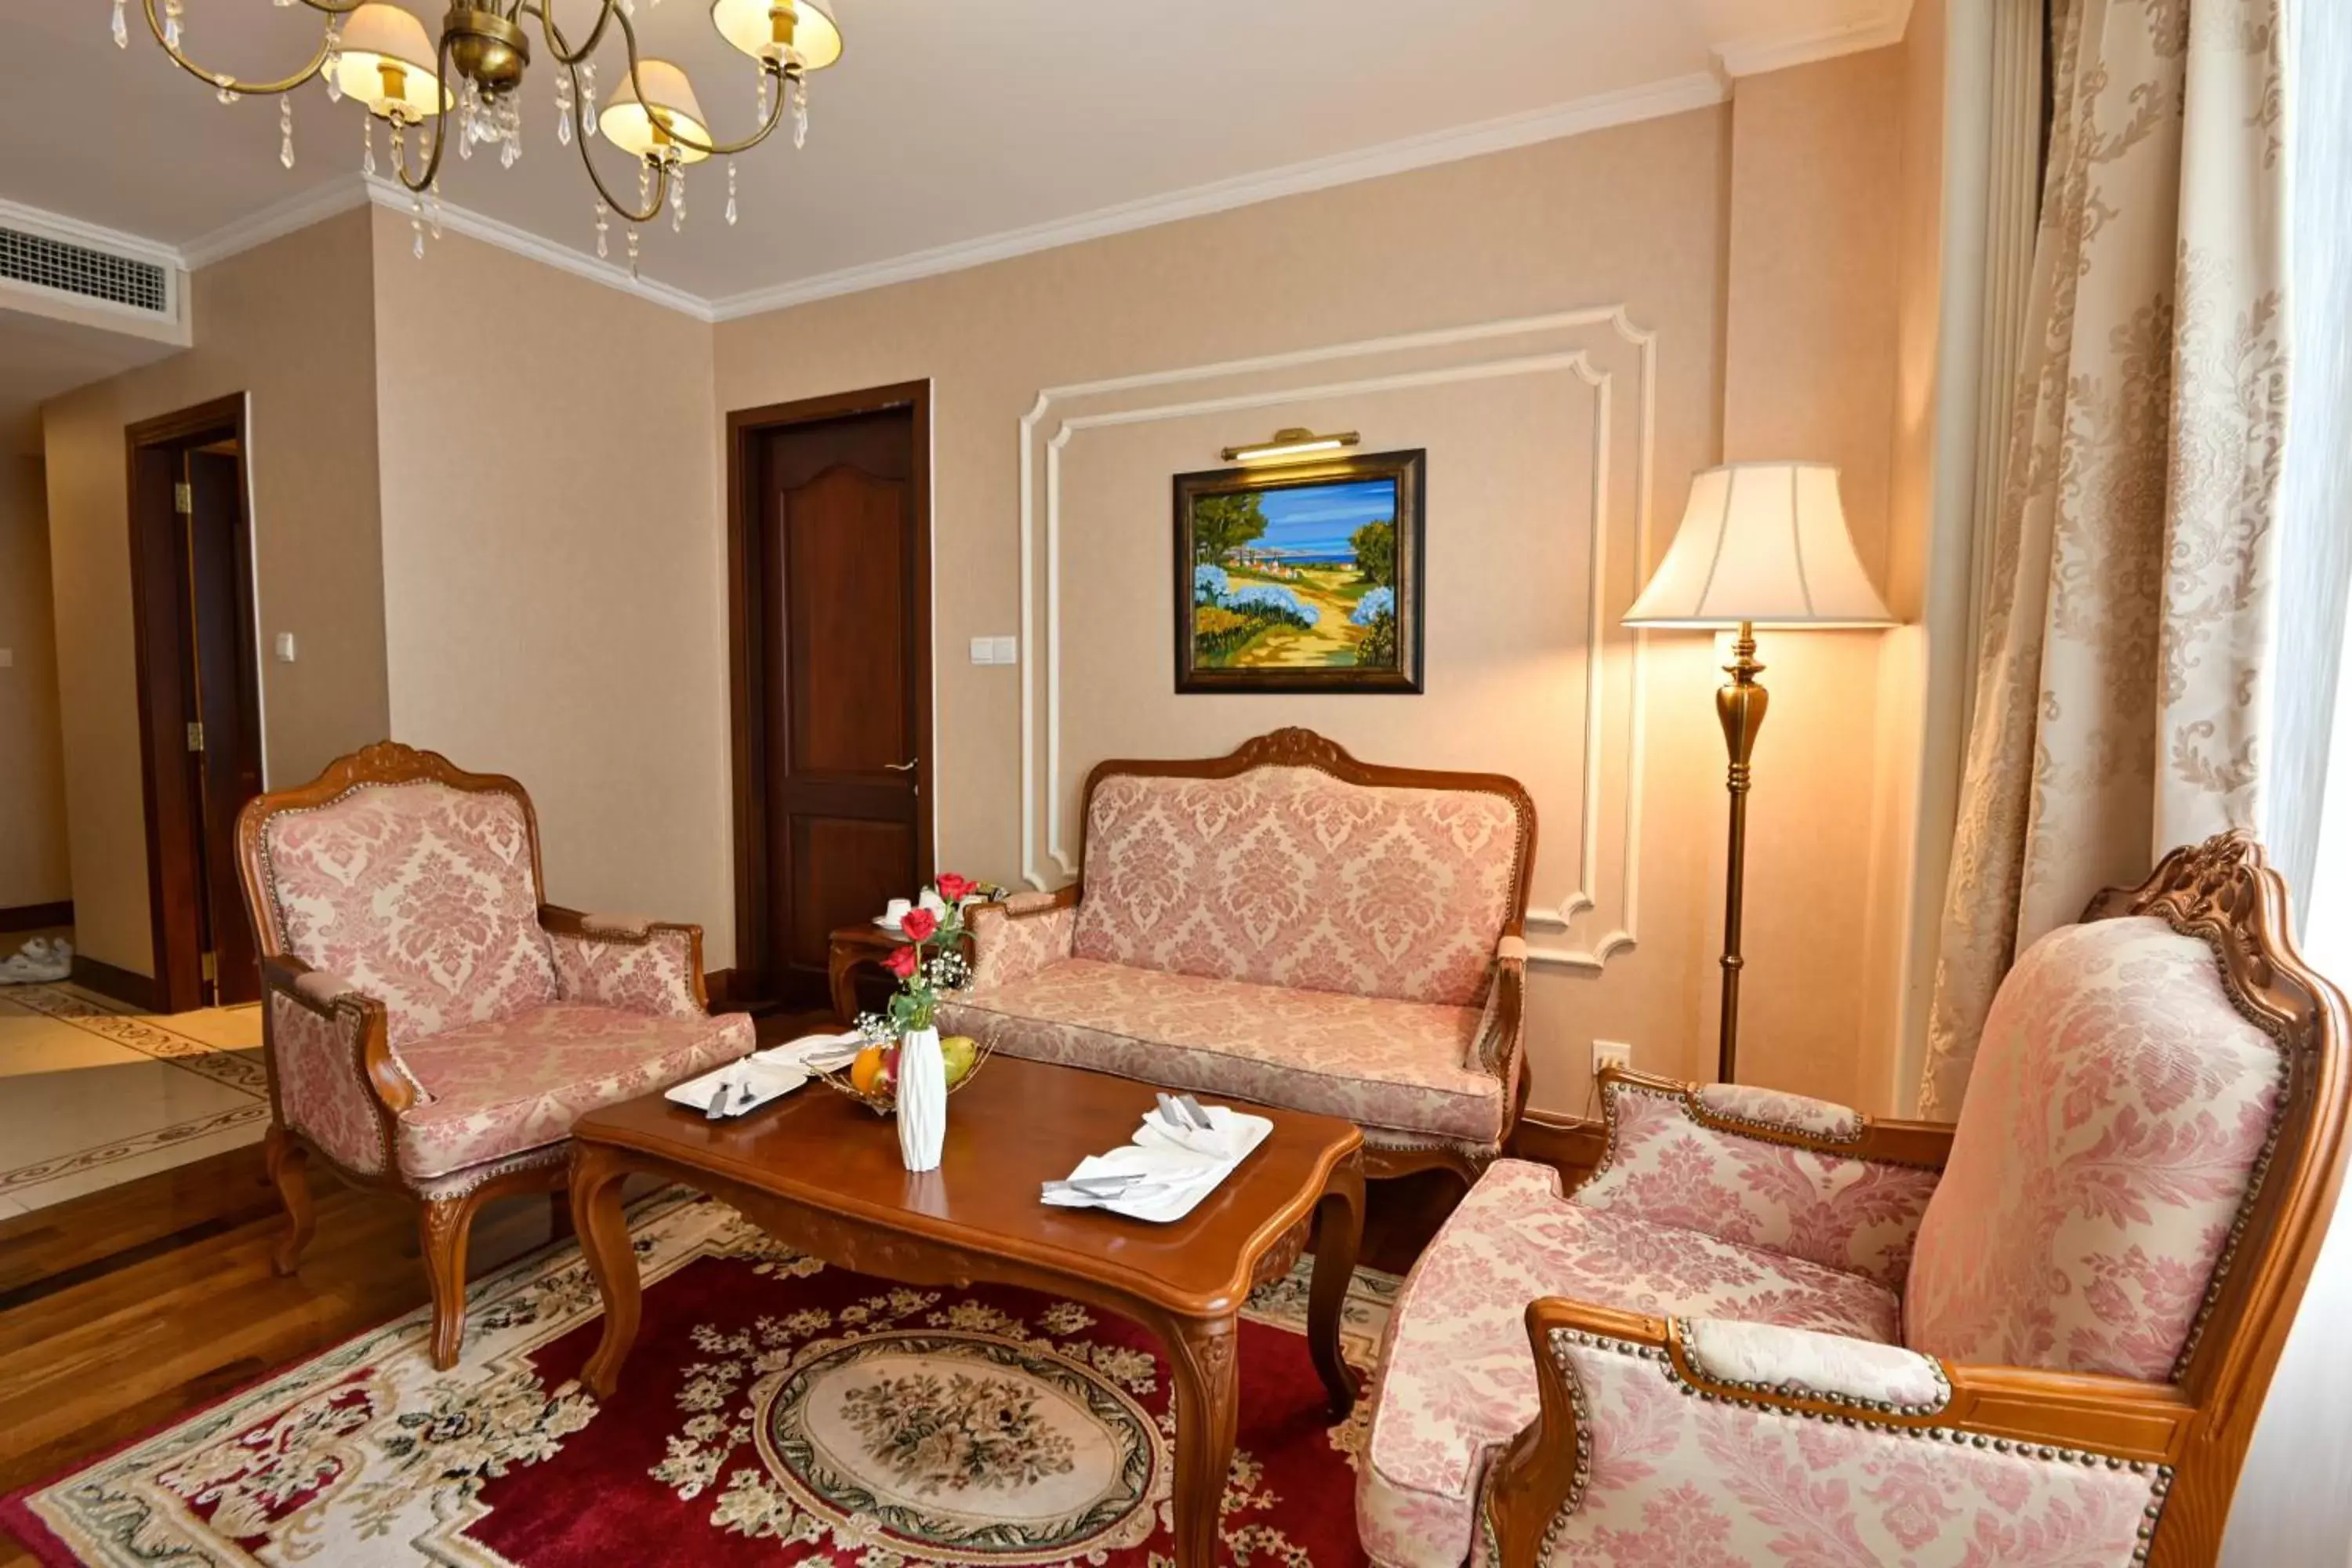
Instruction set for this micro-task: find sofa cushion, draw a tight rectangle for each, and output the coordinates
[394,1003,754,1180]
[259,780,559,1050]
[937,957,1502,1145]
[1071,765,1524,1007]
[1907,915,2284,1381]
[1359,1160,1900,1568]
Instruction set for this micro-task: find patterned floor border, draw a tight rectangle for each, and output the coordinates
[0,1105,271,1200]
[0,984,270,1201]
[0,984,267,1098]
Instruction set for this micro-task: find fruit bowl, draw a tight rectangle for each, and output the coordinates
[812,1033,992,1116]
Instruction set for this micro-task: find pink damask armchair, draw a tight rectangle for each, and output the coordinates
[235,742,755,1368]
[1358,831,2348,1568]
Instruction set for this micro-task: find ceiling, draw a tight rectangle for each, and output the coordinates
[0,0,1902,310]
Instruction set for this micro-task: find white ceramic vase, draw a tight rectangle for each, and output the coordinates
[896,1025,947,1172]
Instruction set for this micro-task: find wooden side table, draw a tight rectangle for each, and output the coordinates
[825,923,910,1024]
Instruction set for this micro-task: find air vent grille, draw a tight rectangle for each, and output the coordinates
[0,226,169,314]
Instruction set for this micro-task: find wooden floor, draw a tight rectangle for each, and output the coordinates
[0,1070,1488,1563]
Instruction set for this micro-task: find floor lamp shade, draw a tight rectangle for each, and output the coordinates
[1624,461,1894,1084]
[1624,462,1894,629]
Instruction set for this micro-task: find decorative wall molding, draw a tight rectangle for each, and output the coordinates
[1713,2,1915,78]
[1017,307,1657,971]
[176,176,372,272]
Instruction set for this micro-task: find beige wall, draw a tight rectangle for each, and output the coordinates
[0,454,71,911]
[370,212,732,954]
[714,59,1936,1113]
[41,208,390,977]
[1714,47,1907,1105]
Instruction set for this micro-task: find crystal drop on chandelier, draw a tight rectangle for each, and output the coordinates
[671,165,685,232]
[756,64,768,119]
[410,196,425,260]
[324,26,343,101]
[595,201,610,260]
[725,162,738,227]
[556,72,573,147]
[279,94,295,169]
[162,0,183,50]
[430,176,444,239]
[216,74,238,107]
[110,0,126,49]
[363,118,376,177]
[582,64,598,139]
[626,227,640,281]
[791,75,808,149]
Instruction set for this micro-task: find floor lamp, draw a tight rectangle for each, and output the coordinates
[1623,462,1895,1083]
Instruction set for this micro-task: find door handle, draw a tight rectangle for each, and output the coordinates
[885,758,919,773]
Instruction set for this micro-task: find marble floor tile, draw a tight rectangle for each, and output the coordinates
[0,985,268,1214]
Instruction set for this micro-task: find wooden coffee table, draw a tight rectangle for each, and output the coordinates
[567,1054,1366,1568]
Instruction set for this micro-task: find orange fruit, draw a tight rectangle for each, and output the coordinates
[849,1045,887,1096]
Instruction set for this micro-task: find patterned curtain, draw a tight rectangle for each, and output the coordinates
[1918,0,2290,1118]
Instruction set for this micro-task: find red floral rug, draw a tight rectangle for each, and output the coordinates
[3,1192,1395,1566]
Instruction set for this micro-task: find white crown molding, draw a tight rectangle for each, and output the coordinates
[356,176,717,321]
[1017,307,1657,971]
[705,72,1728,321]
[101,67,1733,330]
[1714,2,1915,78]
[177,177,370,271]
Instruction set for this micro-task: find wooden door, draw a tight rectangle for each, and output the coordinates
[184,447,264,1004]
[732,388,931,1009]
[125,400,265,1011]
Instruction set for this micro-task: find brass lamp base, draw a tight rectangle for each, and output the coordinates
[1714,622,1767,1083]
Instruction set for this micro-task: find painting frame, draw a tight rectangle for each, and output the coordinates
[1171,448,1426,694]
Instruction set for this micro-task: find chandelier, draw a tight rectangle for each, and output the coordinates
[118,0,843,272]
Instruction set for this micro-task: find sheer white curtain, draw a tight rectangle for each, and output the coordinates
[2221,0,2352,1559]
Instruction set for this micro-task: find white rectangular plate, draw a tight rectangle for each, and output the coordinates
[1041,1107,1276,1223]
[664,1056,810,1116]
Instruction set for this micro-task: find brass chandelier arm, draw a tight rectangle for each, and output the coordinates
[138,0,358,98]
[535,0,793,160]
[521,0,622,69]
[565,65,670,225]
[379,34,459,194]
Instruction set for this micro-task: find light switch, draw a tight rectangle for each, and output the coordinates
[991,636,1018,666]
[969,636,993,666]
[274,632,297,662]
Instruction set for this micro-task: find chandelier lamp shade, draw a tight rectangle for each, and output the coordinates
[115,0,844,270]
[1624,461,1895,1084]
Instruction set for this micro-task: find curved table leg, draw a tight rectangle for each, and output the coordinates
[1308,1146,1366,1417]
[1163,1312,1240,1568]
[572,1144,641,1400]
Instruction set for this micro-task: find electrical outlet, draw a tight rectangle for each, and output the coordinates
[1592,1039,1632,1078]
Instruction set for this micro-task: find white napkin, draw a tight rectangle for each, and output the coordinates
[1138,1102,1252,1161]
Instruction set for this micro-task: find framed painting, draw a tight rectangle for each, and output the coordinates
[1173,448,1425,693]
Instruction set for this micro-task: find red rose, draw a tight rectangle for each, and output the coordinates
[935,873,975,903]
[898,907,939,942]
[883,944,920,979]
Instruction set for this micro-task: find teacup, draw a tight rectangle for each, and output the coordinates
[882,897,913,927]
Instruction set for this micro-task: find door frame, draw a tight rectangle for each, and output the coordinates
[124,393,263,1014]
[724,379,935,1007]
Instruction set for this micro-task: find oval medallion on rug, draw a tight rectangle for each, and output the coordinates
[753,1330,1160,1562]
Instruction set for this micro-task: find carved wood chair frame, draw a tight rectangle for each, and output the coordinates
[994,726,1537,1185]
[1481,830,2348,1568]
[234,741,713,1369]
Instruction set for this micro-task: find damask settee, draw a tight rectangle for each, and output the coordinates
[1356,831,2348,1568]
[236,742,755,1368]
[937,728,1535,1181]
